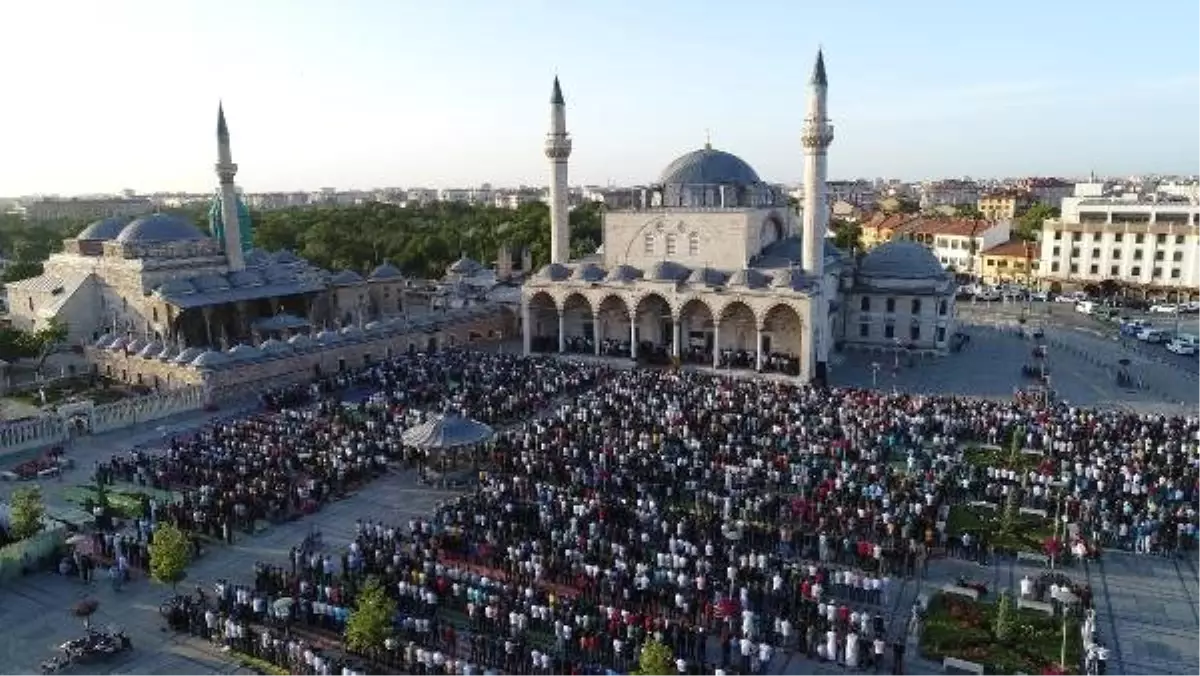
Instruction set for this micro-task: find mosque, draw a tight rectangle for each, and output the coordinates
[6,107,509,397]
[521,50,958,382]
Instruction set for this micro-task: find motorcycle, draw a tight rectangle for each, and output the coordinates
[955,575,989,597]
[53,628,132,666]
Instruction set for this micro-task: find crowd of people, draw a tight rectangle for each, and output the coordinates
[75,350,1197,675]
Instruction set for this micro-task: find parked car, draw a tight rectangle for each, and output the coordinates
[1030,291,1050,302]
[1167,336,1198,355]
[1149,303,1180,314]
[1136,328,1169,344]
[974,289,1001,301]
[1180,302,1200,314]
[1120,319,1152,337]
[1075,301,1097,315]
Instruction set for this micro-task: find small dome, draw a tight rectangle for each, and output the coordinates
[315,329,341,343]
[94,334,116,349]
[604,264,643,283]
[173,347,204,364]
[330,269,364,286]
[107,336,129,351]
[244,248,271,267]
[686,267,726,287]
[262,264,298,284]
[77,217,131,242]
[259,338,292,353]
[227,343,264,361]
[156,279,196,296]
[535,263,571,282]
[193,274,231,292]
[116,213,208,244]
[369,261,404,280]
[137,340,163,358]
[126,338,148,354]
[770,269,805,290]
[190,350,230,368]
[648,261,691,282]
[228,270,264,288]
[448,256,483,275]
[288,334,313,349]
[572,263,606,282]
[659,147,762,186]
[859,241,947,279]
[271,250,303,265]
[340,325,363,337]
[363,320,384,332]
[726,269,769,289]
[157,345,179,361]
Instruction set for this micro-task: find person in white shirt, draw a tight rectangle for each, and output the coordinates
[1020,574,1034,598]
[873,636,886,673]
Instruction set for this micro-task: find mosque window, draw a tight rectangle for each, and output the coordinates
[643,233,655,255]
[938,300,948,316]
[27,297,33,311]
[936,326,946,342]
[884,323,895,339]
[885,298,896,313]
[911,299,921,314]
[153,307,159,322]
[688,232,700,256]
[666,234,677,256]
[860,297,870,312]
[859,323,869,338]
[910,325,921,341]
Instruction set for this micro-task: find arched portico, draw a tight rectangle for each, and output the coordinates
[716,301,757,369]
[761,303,804,375]
[678,297,715,365]
[633,293,673,363]
[595,294,631,357]
[561,293,594,353]
[525,291,559,353]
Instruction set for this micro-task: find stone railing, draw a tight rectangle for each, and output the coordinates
[89,385,206,434]
[0,416,68,457]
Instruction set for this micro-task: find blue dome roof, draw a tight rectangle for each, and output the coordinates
[78,216,131,241]
[659,147,761,186]
[116,214,209,244]
[859,241,946,279]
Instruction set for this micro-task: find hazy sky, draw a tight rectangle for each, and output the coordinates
[1,0,1196,195]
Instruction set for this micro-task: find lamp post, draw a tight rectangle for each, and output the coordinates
[871,361,881,388]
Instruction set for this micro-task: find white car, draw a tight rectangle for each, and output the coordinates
[1030,291,1049,302]
[1149,303,1180,314]
[974,289,1001,301]
[1167,338,1198,355]
[1136,328,1168,344]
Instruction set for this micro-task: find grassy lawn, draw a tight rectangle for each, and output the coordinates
[10,376,135,407]
[962,445,1045,473]
[63,484,155,520]
[921,592,1082,674]
[946,504,1057,554]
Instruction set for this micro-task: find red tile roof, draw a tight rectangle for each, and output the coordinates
[982,239,1036,257]
[893,216,994,238]
[861,212,917,232]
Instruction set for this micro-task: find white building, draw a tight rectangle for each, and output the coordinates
[1038,196,1199,297]
[21,197,154,222]
[893,217,1012,277]
[919,179,980,210]
[521,53,957,382]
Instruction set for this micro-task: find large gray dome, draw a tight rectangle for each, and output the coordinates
[77,216,131,241]
[116,214,209,244]
[659,147,761,186]
[859,241,946,279]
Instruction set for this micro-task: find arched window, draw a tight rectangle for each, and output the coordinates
[938,300,948,316]
[911,299,922,314]
[860,296,870,312]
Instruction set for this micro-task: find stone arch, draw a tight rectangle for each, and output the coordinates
[717,300,757,353]
[526,290,559,353]
[633,293,673,355]
[759,214,785,249]
[761,303,804,358]
[595,294,632,355]
[561,292,594,353]
[677,297,716,364]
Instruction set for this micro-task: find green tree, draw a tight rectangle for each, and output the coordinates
[830,218,862,253]
[994,591,1013,642]
[1015,203,1059,242]
[634,638,675,676]
[344,576,396,656]
[8,486,45,540]
[956,204,984,219]
[149,522,191,590]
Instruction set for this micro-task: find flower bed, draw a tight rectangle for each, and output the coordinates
[962,445,1046,473]
[946,504,1060,556]
[921,592,1082,675]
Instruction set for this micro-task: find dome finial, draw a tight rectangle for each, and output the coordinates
[704,128,712,150]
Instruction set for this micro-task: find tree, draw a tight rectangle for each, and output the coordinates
[344,576,396,656]
[8,486,45,540]
[149,522,191,590]
[634,638,675,676]
[830,218,862,253]
[1015,203,1059,242]
[994,591,1013,642]
[956,204,984,219]
[73,598,99,630]
[33,318,68,376]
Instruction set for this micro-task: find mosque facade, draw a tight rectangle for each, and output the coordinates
[521,51,958,382]
[6,107,510,398]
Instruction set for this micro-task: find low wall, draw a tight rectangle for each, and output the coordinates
[0,525,66,584]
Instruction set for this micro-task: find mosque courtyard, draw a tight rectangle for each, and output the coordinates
[0,329,1196,676]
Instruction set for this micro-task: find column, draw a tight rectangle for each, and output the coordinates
[629,314,638,360]
[756,325,764,371]
[521,302,532,356]
[672,320,681,359]
[712,322,721,368]
[558,311,566,353]
[593,319,601,356]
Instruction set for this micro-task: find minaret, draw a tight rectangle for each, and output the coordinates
[801,49,833,274]
[215,102,245,271]
[545,77,572,265]
[801,49,835,383]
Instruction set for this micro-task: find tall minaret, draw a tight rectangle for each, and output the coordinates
[215,102,245,271]
[801,49,833,274]
[801,49,835,382]
[545,77,572,265]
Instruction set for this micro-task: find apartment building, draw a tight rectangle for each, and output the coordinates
[21,197,153,222]
[979,239,1039,285]
[977,189,1033,220]
[894,216,1011,276]
[1016,177,1073,209]
[1038,196,1199,296]
[919,179,980,210]
[859,212,917,250]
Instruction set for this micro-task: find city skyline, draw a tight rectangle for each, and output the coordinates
[0,0,1196,195]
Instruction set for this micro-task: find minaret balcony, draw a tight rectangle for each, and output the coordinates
[801,125,835,149]
[544,136,572,160]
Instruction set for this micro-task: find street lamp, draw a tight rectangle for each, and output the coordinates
[870,361,881,387]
